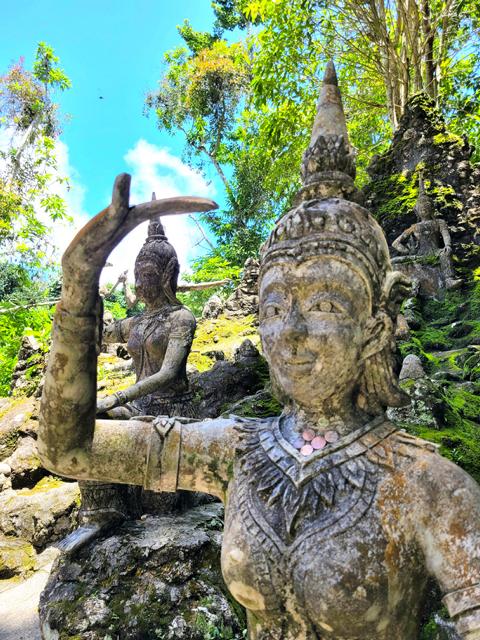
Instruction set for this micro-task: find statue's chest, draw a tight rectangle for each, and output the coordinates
[127,316,170,372]
[222,420,423,637]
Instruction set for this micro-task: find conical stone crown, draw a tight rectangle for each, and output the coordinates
[296,61,358,203]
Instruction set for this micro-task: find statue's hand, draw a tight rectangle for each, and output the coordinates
[96,392,126,415]
[60,173,217,315]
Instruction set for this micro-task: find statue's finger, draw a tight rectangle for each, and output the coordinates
[111,173,131,212]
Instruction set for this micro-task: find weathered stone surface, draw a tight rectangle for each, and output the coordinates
[10,334,45,397]
[202,293,224,319]
[0,535,36,579]
[365,93,479,269]
[0,398,39,462]
[224,257,259,318]
[39,504,245,640]
[2,436,45,489]
[387,377,442,428]
[0,479,79,549]
[399,354,426,380]
[190,340,269,419]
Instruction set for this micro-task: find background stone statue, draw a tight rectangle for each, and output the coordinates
[224,257,260,318]
[39,63,480,639]
[391,174,462,294]
[61,199,204,553]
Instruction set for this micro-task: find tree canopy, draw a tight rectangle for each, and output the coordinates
[0,42,71,263]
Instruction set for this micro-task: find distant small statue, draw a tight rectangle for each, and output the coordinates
[391,175,462,293]
[202,293,224,319]
[224,257,260,318]
[65,206,199,552]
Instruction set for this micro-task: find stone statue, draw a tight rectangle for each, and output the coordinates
[391,175,462,293]
[224,256,260,318]
[62,197,203,553]
[39,63,480,639]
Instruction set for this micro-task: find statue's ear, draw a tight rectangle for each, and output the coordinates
[361,271,411,361]
[382,271,412,318]
[361,313,392,362]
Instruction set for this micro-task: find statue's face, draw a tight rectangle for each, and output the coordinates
[259,257,372,409]
[134,260,161,304]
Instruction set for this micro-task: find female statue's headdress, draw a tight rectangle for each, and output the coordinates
[260,62,410,413]
[135,193,181,305]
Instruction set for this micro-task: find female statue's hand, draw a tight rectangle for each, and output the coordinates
[96,392,126,415]
[60,173,217,316]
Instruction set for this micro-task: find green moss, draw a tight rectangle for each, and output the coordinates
[371,171,419,221]
[420,607,451,640]
[0,536,36,578]
[400,381,480,483]
[432,132,463,147]
[189,314,259,372]
[17,475,66,495]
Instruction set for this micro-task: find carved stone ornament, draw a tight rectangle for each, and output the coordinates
[391,174,462,293]
[39,61,480,639]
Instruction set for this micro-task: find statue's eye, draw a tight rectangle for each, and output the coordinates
[308,300,340,313]
[264,304,282,318]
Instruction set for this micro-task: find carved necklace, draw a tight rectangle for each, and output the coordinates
[290,427,340,456]
[235,415,397,541]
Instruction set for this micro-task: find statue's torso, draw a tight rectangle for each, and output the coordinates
[222,418,433,640]
[127,305,190,396]
[412,220,441,256]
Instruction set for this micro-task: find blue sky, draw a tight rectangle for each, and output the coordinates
[1,0,225,281]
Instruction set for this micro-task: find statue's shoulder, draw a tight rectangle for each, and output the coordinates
[170,304,196,327]
[386,427,479,493]
[230,415,275,447]
[390,429,440,456]
[361,422,440,471]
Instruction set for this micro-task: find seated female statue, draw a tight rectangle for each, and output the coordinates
[68,214,198,551]
[38,63,480,639]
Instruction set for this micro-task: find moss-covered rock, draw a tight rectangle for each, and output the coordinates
[39,504,246,640]
[0,534,36,579]
[189,314,259,372]
[365,92,479,268]
[0,477,79,549]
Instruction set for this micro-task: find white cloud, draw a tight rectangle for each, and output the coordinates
[102,139,216,285]
[47,139,90,263]
[1,133,215,286]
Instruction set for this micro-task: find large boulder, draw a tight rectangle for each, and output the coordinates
[0,534,36,579]
[2,436,46,489]
[0,478,79,549]
[0,398,38,460]
[39,503,245,640]
[10,334,46,397]
[190,340,270,418]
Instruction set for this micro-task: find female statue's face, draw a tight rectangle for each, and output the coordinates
[259,256,373,409]
[134,260,162,304]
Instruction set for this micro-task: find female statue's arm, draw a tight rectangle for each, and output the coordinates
[416,457,480,639]
[145,416,238,502]
[38,173,220,487]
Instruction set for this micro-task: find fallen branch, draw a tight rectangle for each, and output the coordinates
[0,299,59,315]
[177,279,230,292]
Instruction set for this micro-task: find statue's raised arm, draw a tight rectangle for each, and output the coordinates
[38,176,235,501]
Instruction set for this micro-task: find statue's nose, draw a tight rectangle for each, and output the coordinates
[284,303,307,341]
